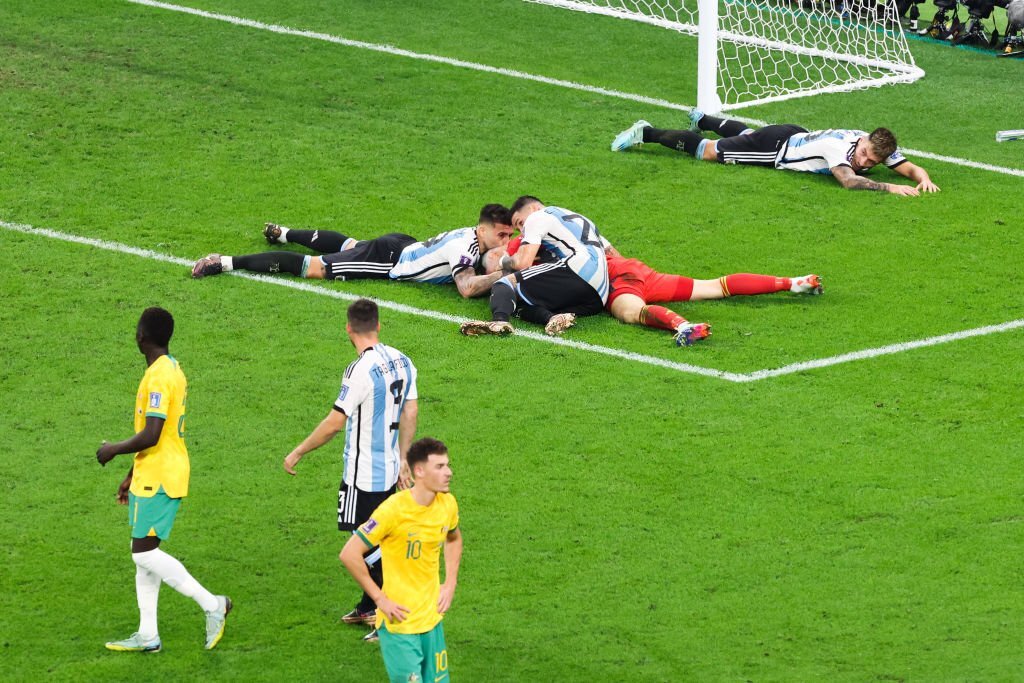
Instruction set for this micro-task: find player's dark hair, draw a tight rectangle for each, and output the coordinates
[868,128,897,159]
[347,298,379,334]
[509,195,543,215]
[407,437,448,470]
[138,307,174,347]
[479,203,512,226]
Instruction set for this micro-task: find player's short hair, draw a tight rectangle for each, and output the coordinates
[479,203,512,226]
[867,128,897,159]
[407,437,448,470]
[509,195,543,215]
[347,298,379,334]
[138,307,174,347]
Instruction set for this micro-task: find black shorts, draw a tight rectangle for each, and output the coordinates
[338,480,396,532]
[512,261,604,317]
[716,124,808,167]
[321,233,416,281]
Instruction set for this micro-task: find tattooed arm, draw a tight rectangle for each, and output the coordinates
[453,267,504,298]
[832,165,919,195]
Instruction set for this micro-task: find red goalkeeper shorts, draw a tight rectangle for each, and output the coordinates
[606,256,694,308]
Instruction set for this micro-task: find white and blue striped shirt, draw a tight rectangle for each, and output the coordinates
[777,129,906,175]
[334,343,418,492]
[388,227,480,284]
[521,206,610,304]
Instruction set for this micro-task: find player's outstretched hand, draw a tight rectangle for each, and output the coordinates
[437,580,457,614]
[888,184,919,197]
[283,452,302,476]
[375,594,410,623]
[917,179,940,193]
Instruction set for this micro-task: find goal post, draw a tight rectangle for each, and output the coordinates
[522,0,924,114]
[697,0,723,114]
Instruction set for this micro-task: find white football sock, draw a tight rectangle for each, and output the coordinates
[135,565,161,640]
[221,256,234,272]
[277,226,290,243]
[133,548,219,613]
[790,275,815,293]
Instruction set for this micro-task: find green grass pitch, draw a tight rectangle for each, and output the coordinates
[1,1,1022,680]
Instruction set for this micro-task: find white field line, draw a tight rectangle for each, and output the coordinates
[124,0,1024,179]
[0,220,742,382]
[742,319,1024,381]
[5,220,1021,382]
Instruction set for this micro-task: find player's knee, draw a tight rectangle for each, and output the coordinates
[615,307,640,324]
[610,298,642,324]
[305,256,325,279]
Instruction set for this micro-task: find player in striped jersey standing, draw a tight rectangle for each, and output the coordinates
[282,298,418,642]
[460,196,610,337]
[611,113,938,195]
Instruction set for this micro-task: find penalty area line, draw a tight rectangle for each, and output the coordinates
[739,319,1024,382]
[0,220,743,382]
[123,0,1024,179]
[5,220,1020,381]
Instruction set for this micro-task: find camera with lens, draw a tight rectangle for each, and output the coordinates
[918,0,963,38]
[953,0,1009,46]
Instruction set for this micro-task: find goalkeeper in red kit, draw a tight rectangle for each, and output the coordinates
[497,238,822,346]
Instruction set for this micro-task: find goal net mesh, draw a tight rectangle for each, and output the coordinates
[523,0,923,111]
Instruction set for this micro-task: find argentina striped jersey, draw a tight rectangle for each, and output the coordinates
[334,343,418,492]
[777,129,906,175]
[388,227,480,284]
[521,207,610,303]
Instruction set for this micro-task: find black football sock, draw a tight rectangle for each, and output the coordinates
[489,282,518,322]
[518,304,555,326]
[698,114,749,138]
[644,128,703,156]
[283,229,349,253]
[356,560,384,613]
[232,252,305,275]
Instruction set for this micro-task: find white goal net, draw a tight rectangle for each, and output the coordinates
[523,0,924,113]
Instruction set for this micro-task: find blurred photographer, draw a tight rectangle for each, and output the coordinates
[1000,0,1024,54]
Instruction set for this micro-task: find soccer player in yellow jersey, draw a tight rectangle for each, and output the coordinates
[341,438,463,683]
[96,307,231,653]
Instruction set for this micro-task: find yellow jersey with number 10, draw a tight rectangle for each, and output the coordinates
[356,489,460,634]
[130,354,189,498]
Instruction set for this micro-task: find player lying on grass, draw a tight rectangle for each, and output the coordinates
[459,196,610,338]
[487,238,823,345]
[612,112,939,196]
[191,204,514,298]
